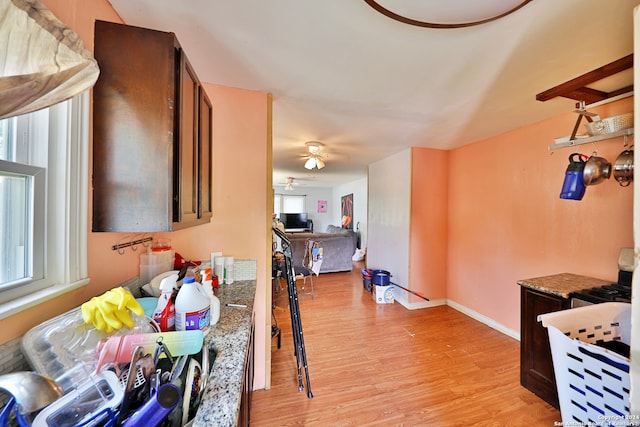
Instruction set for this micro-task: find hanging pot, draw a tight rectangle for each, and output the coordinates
[613,147,634,187]
[582,154,611,186]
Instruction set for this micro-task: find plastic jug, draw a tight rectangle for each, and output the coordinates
[201,279,220,326]
[175,277,210,334]
[560,153,586,200]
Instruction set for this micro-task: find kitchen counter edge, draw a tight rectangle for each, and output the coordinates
[192,279,256,427]
[517,272,611,299]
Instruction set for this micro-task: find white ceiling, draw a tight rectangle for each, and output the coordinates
[108,0,639,189]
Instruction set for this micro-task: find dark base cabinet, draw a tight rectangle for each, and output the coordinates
[520,286,570,409]
[239,316,255,426]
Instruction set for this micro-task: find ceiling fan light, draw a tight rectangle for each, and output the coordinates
[304,157,317,170]
[316,158,325,169]
[285,182,293,191]
[305,141,324,155]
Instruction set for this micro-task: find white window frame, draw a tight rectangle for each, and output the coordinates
[274,194,306,215]
[0,92,90,318]
[0,159,46,286]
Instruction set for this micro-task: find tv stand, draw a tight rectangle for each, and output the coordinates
[285,228,310,233]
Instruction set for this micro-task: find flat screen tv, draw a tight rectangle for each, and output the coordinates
[281,213,308,229]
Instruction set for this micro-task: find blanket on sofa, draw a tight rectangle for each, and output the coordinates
[286,225,357,273]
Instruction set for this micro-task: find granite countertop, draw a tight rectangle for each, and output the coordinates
[517,272,612,298]
[192,279,256,427]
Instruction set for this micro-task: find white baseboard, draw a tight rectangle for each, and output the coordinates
[395,297,447,310]
[446,299,520,341]
[390,291,520,341]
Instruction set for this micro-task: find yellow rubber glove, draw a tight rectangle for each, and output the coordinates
[99,289,121,307]
[112,308,135,329]
[97,299,123,332]
[81,288,144,332]
[81,297,97,324]
[82,297,107,330]
[92,309,107,331]
[111,287,144,316]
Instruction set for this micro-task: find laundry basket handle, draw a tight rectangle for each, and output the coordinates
[578,346,629,373]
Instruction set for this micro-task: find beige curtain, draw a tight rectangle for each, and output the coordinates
[0,0,99,119]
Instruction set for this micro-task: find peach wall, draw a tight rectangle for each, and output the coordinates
[410,148,449,302]
[0,0,124,345]
[44,0,121,50]
[2,0,273,390]
[446,97,634,333]
[173,83,271,390]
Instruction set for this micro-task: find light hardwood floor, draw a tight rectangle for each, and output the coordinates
[250,262,561,426]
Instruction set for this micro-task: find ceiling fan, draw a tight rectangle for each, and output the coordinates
[302,141,326,170]
[284,177,296,191]
[277,176,315,191]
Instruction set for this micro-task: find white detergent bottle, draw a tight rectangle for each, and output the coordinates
[202,280,220,326]
[175,276,210,335]
[152,273,178,331]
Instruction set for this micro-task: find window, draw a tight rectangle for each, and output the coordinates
[0,93,90,317]
[274,195,305,215]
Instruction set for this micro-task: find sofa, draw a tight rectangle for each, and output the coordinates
[285,225,358,273]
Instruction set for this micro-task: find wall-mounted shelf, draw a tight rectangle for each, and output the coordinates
[538,54,635,152]
[536,55,633,104]
[548,128,634,151]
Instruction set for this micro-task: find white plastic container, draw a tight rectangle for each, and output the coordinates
[224,256,234,284]
[538,302,631,425]
[201,280,220,326]
[214,257,225,283]
[210,293,220,325]
[140,247,174,285]
[175,277,210,335]
[210,252,222,272]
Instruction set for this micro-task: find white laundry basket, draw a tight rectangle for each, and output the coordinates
[538,302,631,426]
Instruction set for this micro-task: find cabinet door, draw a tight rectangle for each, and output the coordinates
[520,287,569,409]
[199,88,213,220]
[93,20,211,232]
[238,317,255,426]
[92,20,177,232]
[175,53,199,225]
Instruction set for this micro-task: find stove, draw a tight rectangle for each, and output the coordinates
[571,269,632,307]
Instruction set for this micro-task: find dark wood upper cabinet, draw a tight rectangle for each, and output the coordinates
[199,87,213,220]
[92,20,212,232]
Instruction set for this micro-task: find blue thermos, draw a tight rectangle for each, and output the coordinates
[559,153,586,200]
[121,383,181,427]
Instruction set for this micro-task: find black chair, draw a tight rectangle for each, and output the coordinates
[293,264,314,298]
[294,238,322,298]
[276,258,314,299]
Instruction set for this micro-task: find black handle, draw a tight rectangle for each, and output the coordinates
[578,345,629,373]
[569,152,586,164]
